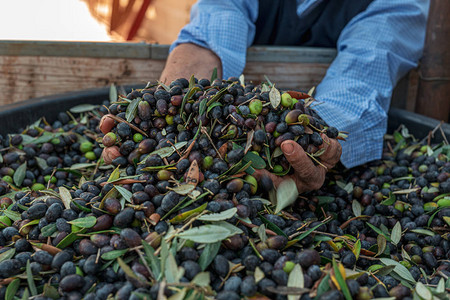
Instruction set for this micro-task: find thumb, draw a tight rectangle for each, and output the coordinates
[280,140,316,177]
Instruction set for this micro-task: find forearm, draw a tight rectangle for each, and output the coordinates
[314,0,429,168]
[159,43,222,84]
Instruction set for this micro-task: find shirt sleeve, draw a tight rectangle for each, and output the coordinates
[170,0,258,79]
[313,0,430,168]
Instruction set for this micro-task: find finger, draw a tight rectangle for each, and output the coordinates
[280,140,318,179]
[319,133,342,166]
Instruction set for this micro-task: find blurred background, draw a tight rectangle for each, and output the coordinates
[0,0,194,43]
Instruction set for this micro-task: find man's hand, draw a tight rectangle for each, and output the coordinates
[253,134,342,194]
[159,43,223,84]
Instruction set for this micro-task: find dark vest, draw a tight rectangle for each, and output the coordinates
[253,0,374,47]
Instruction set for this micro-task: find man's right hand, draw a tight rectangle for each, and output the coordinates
[159,43,223,84]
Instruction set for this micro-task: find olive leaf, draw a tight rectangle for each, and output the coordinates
[198,98,207,116]
[272,147,283,158]
[257,224,268,243]
[42,283,60,299]
[118,257,149,285]
[198,207,237,222]
[31,132,62,145]
[275,179,298,214]
[210,67,218,83]
[26,260,38,296]
[258,213,287,237]
[125,97,140,122]
[198,241,221,271]
[287,264,304,300]
[242,151,266,170]
[107,166,121,182]
[169,203,207,224]
[142,241,161,279]
[269,84,281,108]
[207,102,223,115]
[415,282,432,300]
[191,272,211,287]
[176,225,232,243]
[115,185,132,203]
[13,162,27,186]
[167,184,196,196]
[374,265,396,276]
[5,278,20,300]
[289,218,331,245]
[0,248,16,263]
[381,192,396,205]
[3,210,21,222]
[332,259,352,300]
[69,104,99,113]
[239,74,245,86]
[244,130,254,154]
[410,228,435,237]
[142,141,188,162]
[353,240,361,260]
[58,186,72,210]
[315,274,331,299]
[165,252,183,284]
[390,222,402,245]
[68,216,97,228]
[207,84,232,106]
[56,228,87,249]
[366,223,391,242]
[379,258,415,284]
[41,223,58,237]
[69,163,97,170]
[35,156,48,170]
[214,221,244,236]
[109,83,117,103]
[352,200,362,217]
[376,235,387,257]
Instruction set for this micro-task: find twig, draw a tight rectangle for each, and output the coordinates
[238,220,278,236]
[439,125,449,145]
[135,248,156,283]
[201,127,223,160]
[107,114,148,137]
[305,152,328,170]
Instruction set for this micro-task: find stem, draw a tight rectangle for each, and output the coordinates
[305,152,328,170]
[201,127,223,160]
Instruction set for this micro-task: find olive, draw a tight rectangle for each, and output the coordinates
[113,208,135,228]
[120,228,142,248]
[295,249,320,269]
[266,235,287,250]
[59,274,85,293]
[104,198,121,215]
[226,179,244,193]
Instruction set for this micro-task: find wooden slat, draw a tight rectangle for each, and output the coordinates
[0,55,330,105]
[0,41,152,59]
[0,41,336,62]
[415,0,450,122]
[0,56,164,104]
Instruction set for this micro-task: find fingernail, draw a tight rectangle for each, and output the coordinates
[281,142,294,155]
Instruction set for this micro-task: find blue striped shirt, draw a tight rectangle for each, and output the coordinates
[170,0,430,168]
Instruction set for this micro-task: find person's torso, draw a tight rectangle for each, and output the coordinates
[253,0,374,47]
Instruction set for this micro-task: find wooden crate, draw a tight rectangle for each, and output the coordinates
[0,41,336,105]
[0,40,426,121]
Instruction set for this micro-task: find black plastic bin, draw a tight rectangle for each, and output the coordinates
[0,86,449,142]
